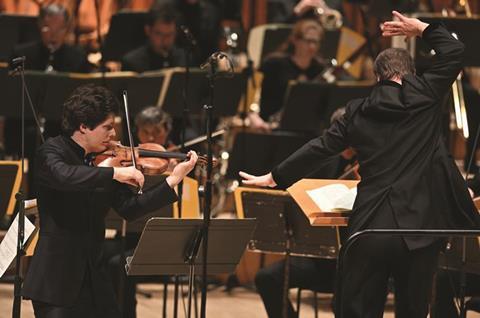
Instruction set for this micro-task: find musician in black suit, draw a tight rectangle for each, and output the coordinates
[21,84,198,318]
[11,3,90,73]
[121,4,186,73]
[241,12,480,318]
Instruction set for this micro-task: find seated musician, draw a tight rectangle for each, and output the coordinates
[134,106,174,148]
[11,3,90,73]
[21,84,198,318]
[249,18,326,131]
[255,107,357,318]
[121,4,187,73]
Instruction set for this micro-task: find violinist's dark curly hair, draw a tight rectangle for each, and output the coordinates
[61,84,119,136]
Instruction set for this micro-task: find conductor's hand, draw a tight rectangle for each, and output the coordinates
[113,166,145,188]
[381,11,429,38]
[166,151,198,188]
[239,171,277,188]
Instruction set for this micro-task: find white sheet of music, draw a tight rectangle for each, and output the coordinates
[0,213,35,278]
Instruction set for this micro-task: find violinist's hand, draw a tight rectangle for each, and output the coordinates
[113,166,145,188]
[381,11,428,38]
[166,151,198,188]
[239,171,277,188]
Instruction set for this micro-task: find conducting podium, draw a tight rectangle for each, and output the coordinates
[287,178,359,226]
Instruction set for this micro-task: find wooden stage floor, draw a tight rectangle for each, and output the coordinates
[1,283,480,317]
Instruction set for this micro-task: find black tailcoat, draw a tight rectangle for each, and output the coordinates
[272,24,480,250]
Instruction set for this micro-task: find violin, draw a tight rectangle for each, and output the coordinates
[95,141,215,175]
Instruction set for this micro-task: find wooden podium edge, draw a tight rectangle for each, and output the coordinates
[287,179,359,226]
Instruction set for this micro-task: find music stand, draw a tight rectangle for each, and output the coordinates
[234,187,342,259]
[409,14,480,69]
[27,71,163,120]
[126,218,256,275]
[439,237,480,275]
[0,161,22,219]
[247,24,341,69]
[235,186,342,318]
[102,11,148,62]
[0,69,47,119]
[279,81,331,135]
[0,14,40,62]
[159,68,245,117]
[226,131,311,180]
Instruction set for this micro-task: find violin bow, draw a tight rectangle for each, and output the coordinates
[122,90,143,194]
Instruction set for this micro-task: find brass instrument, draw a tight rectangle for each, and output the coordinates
[294,0,343,30]
[314,3,343,30]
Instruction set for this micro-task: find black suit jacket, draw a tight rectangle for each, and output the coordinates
[12,40,90,73]
[272,24,480,250]
[121,45,187,73]
[22,135,178,307]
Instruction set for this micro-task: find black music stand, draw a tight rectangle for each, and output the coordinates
[240,190,341,259]
[440,237,480,275]
[160,69,245,118]
[15,71,164,120]
[279,81,331,135]
[247,24,339,68]
[237,188,341,318]
[126,218,256,318]
[226,131,311,180]
[411,15,480,69]
[0,14,40,62]
[0,161,22,219]
[0,69,46,119]
[102,11,148,62]
[126,218,256,275]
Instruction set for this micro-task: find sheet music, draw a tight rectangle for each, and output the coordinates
[307,184,357,212]
[0,213,35,278]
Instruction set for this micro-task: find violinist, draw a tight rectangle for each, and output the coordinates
[21,84,198,318]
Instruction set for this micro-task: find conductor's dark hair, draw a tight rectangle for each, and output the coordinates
[146,4,178,26]
[39,3,70,24]
[61,84,119,136]
[373,48,415,81]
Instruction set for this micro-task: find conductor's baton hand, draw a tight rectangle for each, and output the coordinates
[239,171,277,188]
[381,11,429,38]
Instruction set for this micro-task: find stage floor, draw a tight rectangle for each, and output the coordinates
[1,283,479,317]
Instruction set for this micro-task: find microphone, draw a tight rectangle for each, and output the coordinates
[200,52,225,70]
[11,56,26,65]
[179,25,197,47]
[9,56,26,76]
